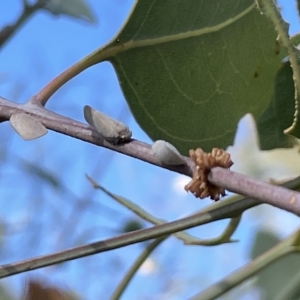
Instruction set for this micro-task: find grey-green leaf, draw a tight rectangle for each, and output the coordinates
[9,113,47,141]
[44,0,96,23]
[256,0,300,143]
[98,0,283,154]
[257,61,296,150]
[251,230,300,300]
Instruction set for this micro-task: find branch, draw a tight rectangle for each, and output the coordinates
[186,215,241,246]
[0,177,299,278]
[208,169,300,216]
[1,96,300,215]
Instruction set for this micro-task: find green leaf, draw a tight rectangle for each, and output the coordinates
[121,219,143,233]
[257,61,296,150]
[0,284,15,300]
[19,160,61,190]
[256,0,300,140]
[251,230,300,300]
[256,31,300,150]
[44,0,96,23]
[96,0,283,153]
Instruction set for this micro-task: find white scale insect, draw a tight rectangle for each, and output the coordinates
[84,105,132,144]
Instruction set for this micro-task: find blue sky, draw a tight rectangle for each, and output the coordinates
[0,1,300,299]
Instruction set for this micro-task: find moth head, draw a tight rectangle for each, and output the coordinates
[119,128,132,141]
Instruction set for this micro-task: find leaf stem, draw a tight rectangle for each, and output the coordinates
[31,51,101,106]
[110,236,167,300]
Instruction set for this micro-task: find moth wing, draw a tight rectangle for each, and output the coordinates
[84,105,116,139]
[84,105,132,143]
[152,140,185,165]
[10,113,48,141]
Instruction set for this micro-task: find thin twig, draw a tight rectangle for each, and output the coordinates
[0,177,299,279]
[110,236,167,300]
[0,199,262,278]
[186,215,241,246]
[0,1,45,48]
[189,228,300,300]
[87,174,241,246]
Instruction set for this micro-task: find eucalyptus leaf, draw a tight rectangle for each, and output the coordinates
[256,0,300,141]
[44,0,96,23]
[9,113,47,141]
[121,219,143,233]
[250,230,300,300]
[94,0,284,153]
[257,61,296,150]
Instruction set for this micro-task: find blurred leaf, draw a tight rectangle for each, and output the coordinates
[250,230,300,300]
[22,279,79,300]
[250,230,280,259]
[0,283,15,300]
[257,61,296,150]
[100,0,284,153]
[44,0,96,23]
[261,1,300,141]
[121,219,143,233]
[19,160,61,190]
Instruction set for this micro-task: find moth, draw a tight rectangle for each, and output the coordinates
[10,113,47,141]
[84,105,132,144]
[151,140,185,165]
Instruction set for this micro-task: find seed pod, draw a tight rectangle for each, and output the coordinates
[151,140,185,165]
[84,105,132,144]
[10,113,47,141]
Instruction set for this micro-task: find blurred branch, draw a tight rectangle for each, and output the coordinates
[186,215,241,246]
[0,177,299,278]
[87,174,241,246]
[189,228,300,300]
[0,0,45,48]
[110,236,167,300]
